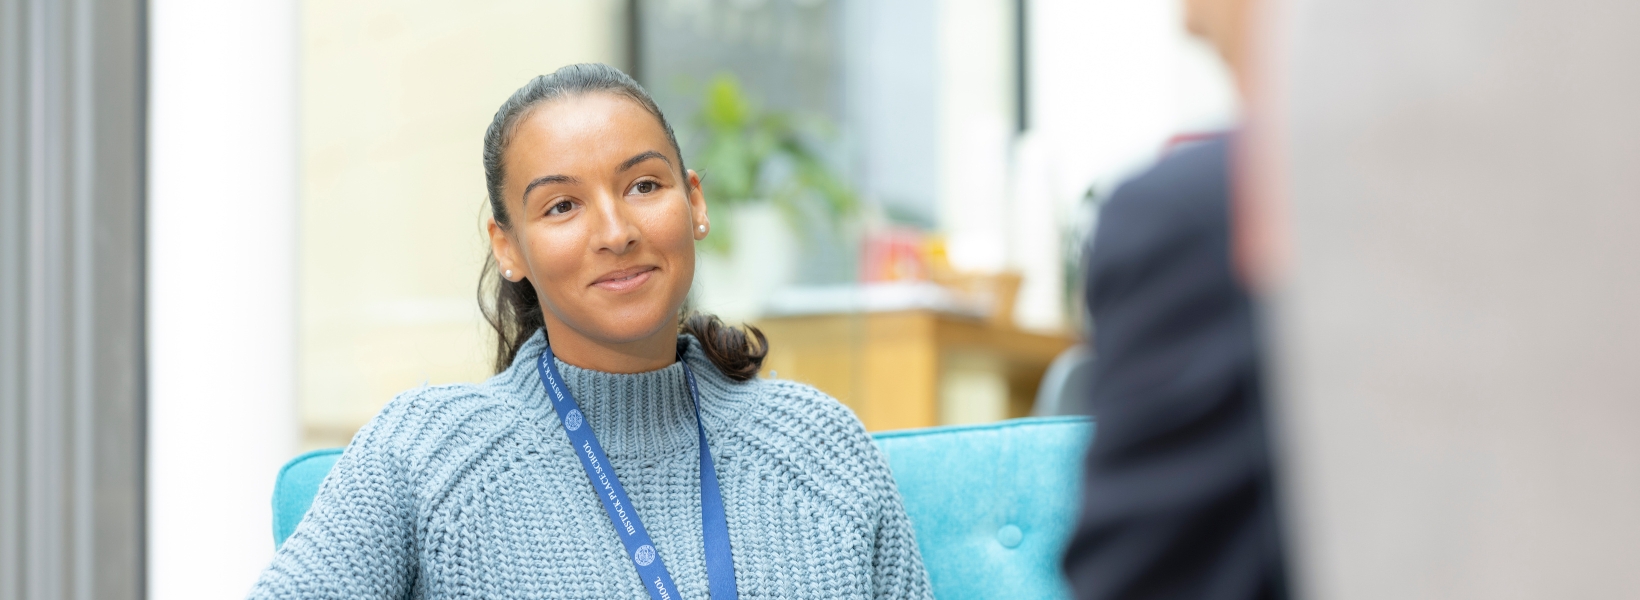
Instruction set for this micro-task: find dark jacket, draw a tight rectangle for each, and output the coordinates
[1062,136,1288,600]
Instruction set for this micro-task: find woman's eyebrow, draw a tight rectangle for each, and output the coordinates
[522,174,579,201]
[616,150,671,173]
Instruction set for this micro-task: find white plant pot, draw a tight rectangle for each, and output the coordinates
[692,203,799,323]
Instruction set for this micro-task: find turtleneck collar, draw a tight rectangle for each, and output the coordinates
[490,330,758,458]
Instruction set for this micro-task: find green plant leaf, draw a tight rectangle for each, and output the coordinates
[688,72,859,255]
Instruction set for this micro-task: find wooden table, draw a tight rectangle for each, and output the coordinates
[755,310,1078,432]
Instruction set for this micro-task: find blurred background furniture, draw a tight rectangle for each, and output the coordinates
[274,417,1094,599]
[758,309,1077,431]
[1031,344,1096,417]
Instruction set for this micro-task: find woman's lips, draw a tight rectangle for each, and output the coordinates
[591,266,656,293]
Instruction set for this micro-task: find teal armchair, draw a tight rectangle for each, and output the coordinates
[274,416,1093,599]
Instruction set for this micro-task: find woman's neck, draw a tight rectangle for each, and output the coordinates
[541,318,678,374]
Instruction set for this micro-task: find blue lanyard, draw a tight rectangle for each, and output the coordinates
[537,345,739,600]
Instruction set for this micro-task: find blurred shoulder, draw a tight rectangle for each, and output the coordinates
[1087,135,1234,302]
[1102,135,1231,227]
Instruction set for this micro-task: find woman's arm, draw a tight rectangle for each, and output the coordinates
[247,397,418,599]
[870,462,934,599]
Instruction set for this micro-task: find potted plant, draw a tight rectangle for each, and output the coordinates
[689,73,857,254]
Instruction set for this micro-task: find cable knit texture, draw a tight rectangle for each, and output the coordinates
[248,332,933,599]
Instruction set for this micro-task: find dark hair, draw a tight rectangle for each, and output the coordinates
[478,63,768,380]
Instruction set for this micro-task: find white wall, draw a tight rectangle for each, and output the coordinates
[147,1,298,598]
[936,0,1017,275]
[1027,0,1236,203]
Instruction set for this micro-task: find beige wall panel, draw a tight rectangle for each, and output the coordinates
[299,0,625,448]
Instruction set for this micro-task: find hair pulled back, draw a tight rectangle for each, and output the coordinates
[478,63,767,380]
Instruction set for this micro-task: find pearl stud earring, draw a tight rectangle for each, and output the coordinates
[504,269,513,279]
[698,225,707,234]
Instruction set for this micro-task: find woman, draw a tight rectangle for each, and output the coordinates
[249,63,932,599]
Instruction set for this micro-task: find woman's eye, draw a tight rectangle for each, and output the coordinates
[632,180,658,195]
[547,200,574,215]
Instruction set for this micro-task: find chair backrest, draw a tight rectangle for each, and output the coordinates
[1032,344,1096,417]
[272,417,1094,598]
[272,448,342,550]
[874,416,1091,600]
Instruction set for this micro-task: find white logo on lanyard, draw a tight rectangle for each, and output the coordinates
[634,544,656,566]
[564,409,584,431]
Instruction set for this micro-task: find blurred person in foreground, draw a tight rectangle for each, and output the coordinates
[1060,0,1289,598]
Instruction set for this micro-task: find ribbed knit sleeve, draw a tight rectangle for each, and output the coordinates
[871,464,933,599]
[248,394,418,599]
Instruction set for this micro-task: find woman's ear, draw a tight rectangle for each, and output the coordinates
[487,217,524,281]
[686,169,709,240]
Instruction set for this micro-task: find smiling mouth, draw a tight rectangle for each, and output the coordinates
[592,266,657,292]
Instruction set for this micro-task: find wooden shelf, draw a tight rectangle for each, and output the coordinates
[756,310,1078,431]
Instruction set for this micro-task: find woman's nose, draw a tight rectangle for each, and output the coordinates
[590,196,639,254]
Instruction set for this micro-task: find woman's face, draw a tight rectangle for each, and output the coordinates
[489,92,708,351]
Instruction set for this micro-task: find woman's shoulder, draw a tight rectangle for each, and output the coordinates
[349,376,533,466]
[749,377,867,434]
[730,377,893,480]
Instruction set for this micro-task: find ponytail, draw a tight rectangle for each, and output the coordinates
[478,254,543,373]
[679,312,768,382]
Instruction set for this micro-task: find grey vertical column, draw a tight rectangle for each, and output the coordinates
[1269,0,1640,598]
[0,0,147,599]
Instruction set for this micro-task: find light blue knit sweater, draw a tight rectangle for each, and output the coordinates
[248,332,933,599]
